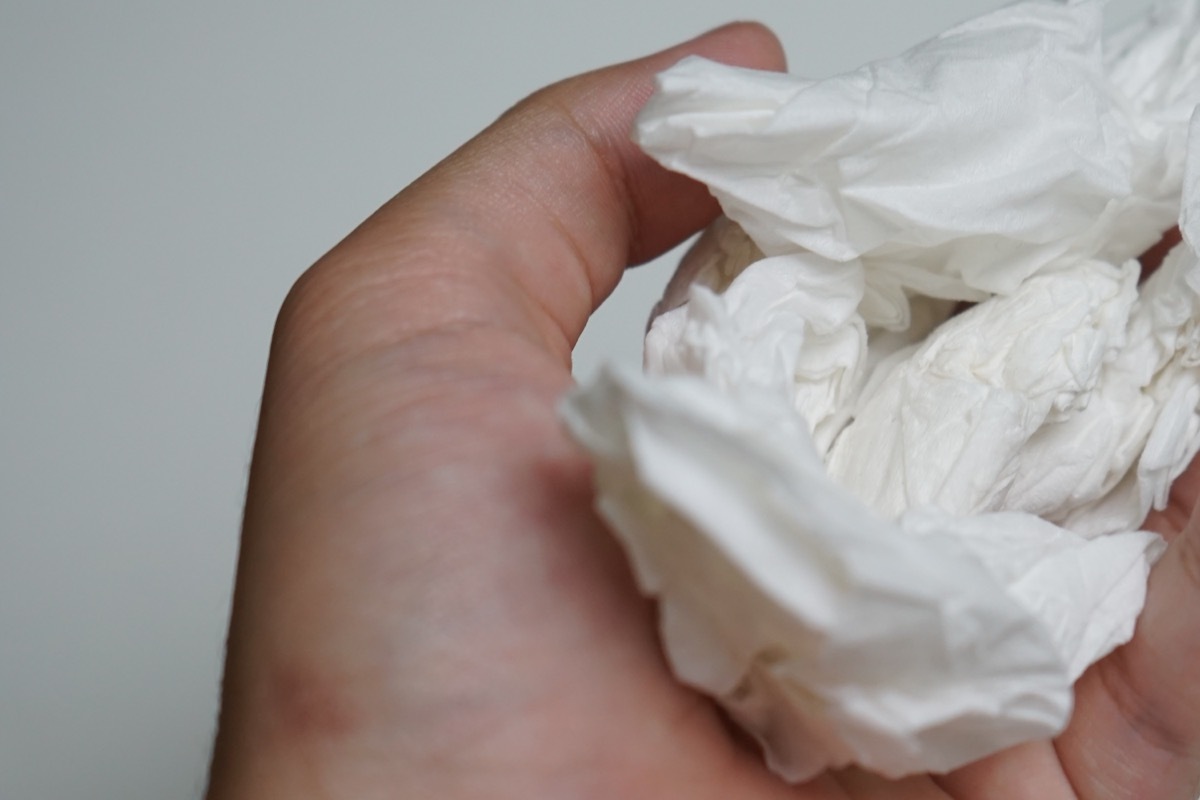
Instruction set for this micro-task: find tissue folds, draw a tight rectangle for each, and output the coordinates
[561,0,1200,781]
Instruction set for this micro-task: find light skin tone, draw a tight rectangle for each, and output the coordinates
[205,22,1200,800]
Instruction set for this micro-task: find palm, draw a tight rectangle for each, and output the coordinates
[338,347,1200,800]
[207,23,1200,800]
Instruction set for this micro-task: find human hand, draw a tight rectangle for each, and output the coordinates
[204,22,1200,800]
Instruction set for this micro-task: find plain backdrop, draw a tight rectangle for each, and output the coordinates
[0,1,1157,797]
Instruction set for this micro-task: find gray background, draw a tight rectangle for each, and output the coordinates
[0,1,1154,798]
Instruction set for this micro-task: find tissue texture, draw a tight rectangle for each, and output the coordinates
[562,0,1200,781]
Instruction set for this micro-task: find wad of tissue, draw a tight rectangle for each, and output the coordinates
[561,0,1200,782]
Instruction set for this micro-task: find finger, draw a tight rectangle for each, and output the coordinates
[934,741,1075,800]
[1055,506,1200,799]
[289,22,786,366]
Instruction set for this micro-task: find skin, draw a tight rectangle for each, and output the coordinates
[205,23,1200,800]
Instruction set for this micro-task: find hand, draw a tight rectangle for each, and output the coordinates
[204,22,1200,800]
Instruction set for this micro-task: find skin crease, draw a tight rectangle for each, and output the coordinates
[205,22,1200,800]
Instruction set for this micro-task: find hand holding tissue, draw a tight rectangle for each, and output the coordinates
[562,0,1200,781]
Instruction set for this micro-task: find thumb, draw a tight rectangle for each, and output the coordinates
[282,22,786,371]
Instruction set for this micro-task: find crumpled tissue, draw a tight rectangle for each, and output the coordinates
[561,0,1200,782]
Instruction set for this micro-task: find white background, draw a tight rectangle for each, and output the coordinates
[0,1,1154,798]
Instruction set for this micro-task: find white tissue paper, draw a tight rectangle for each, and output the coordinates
[561,0,1200,782]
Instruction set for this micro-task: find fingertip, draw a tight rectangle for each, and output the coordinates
[687,21,788,73]
[590,22,783,267]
